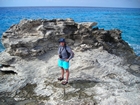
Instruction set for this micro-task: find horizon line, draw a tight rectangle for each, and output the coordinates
[0,6,140,9]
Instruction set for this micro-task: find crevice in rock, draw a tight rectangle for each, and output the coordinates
[0,64,17,75]
[0,64,11,68]
[0,70,17,75]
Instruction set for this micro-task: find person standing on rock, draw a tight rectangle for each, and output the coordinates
[58,38,74,85]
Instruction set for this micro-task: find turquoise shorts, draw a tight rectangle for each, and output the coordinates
[58,59,69,70]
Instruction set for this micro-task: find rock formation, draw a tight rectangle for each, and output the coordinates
[0,18,140,105]
[2,18,136,58]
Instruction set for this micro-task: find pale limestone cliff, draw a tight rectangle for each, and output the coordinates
[0,19,140,105]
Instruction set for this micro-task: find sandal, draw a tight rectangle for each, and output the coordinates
[58,77,64,81]
[61,81,68,85]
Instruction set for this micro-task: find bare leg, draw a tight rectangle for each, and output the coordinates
[61,67,64,78]
[65,70,69,82]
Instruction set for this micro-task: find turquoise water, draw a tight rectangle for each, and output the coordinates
[0,7,140,55]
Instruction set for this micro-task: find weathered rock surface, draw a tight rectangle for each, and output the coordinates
[2,18,136,59]
[0,18,140,105]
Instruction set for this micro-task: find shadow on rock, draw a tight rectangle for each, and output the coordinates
[60,79,99,102]
[69,79,99,89]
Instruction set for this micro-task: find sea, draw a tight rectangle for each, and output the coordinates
[0,7,140,56]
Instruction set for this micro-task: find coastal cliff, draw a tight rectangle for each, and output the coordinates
[1,18,136,58]
[0,18,140,105]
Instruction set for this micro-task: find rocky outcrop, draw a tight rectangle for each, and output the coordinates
[2,18,136,59]
[0,18,140,105]
[0,49,140,105]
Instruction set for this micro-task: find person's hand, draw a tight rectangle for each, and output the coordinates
[65,59,69,62]
[59,55,62,58]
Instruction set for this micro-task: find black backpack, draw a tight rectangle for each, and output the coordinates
[65,46,74,59]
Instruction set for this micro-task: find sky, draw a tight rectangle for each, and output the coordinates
[0,0,140,8]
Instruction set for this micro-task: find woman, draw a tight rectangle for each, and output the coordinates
[58,38,73,85]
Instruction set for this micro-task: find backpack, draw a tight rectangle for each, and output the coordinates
[65,46,74,59]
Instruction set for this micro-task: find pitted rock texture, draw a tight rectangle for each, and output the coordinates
[2,18,135,59]
[0,18,140,105]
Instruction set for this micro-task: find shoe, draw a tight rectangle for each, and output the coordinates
[61,81,68,85]
[58,77,64,81]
